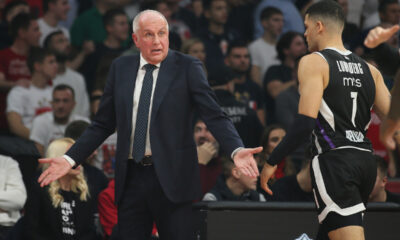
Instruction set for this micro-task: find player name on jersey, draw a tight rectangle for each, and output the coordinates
[336,60,364,74]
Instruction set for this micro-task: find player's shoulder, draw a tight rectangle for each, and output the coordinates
[298,52,329,72]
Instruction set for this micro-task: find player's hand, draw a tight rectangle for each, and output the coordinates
[38,157,72,187]
[364,25,400,48]
[260,162,277,196]
[233,147,262,178]
[197,142,218,165]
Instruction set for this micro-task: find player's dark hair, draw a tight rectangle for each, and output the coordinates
[260,6,282,21]
[305,0,345,29]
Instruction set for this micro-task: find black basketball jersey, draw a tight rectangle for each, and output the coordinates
[311,48,375,156]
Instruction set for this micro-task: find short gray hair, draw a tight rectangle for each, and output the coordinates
[132,10,169,33]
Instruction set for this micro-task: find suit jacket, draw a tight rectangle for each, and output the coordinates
[66,50,244,204]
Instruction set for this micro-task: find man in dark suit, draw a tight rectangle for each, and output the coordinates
[38,10,261,240]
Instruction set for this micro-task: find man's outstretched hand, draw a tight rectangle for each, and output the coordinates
[260,162,277,196]
[233,147,262,178]
[364,24,400,48]
[38,157,72,187]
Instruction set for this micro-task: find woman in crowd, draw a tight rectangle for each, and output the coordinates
[257,125,295,180]
[24,138,97,240]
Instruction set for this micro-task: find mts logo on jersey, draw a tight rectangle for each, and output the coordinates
[343,77,362,87]
[336,60,364,74]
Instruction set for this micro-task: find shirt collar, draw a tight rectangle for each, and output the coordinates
[139,54,161,70]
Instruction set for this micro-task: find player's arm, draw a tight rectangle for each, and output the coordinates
[261,54,326,194]
[368,63,391,120]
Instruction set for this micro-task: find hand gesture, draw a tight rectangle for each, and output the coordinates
[364,25,400,48]
[232,147,262,178]
[197,142,218,165]
[38,157,72,187]
[260,162,277,196]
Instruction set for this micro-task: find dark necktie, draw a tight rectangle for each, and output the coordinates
[133,64,156,162]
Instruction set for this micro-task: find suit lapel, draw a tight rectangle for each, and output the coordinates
[150,50,177,124]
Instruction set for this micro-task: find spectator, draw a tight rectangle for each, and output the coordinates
[354,0,400,56]
[203,158,266,201]
[80,8,129,95]
[98,179,116,239]
[369,155,400,203]
[194,118,223,195]
[224,42,265,125]
[274,55,302,130]
[0,0,30,50]
[165,0,198,33]
[150,0,191,41]
[38,0,70,46]
[268,159,313,202]
[198,0,242,80]
[225,0,257,44]
[253,0,304,39]
[0,155,26,240]
[257,124,293,181]
[248,6,283,86]
[30,84,90,156]
[263,31,306,124]
[70,0,119,48]
[180,37,206,73]
[210,66,263,148]
[181,37,206,62]
[64,120,109,208]
[44,30,90,118]
[0,13,40,134]
[6,47,56,139]
[24,138,97,240]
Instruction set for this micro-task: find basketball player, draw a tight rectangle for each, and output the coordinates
[260,1,391,240]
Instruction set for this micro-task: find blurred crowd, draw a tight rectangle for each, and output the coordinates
[0,0,399,239]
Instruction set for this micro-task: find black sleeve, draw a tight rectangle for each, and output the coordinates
[267,114,315,166]
[371,43,400,76]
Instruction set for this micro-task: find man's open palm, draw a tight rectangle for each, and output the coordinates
[233,147,262,178]
[38,157,72,187]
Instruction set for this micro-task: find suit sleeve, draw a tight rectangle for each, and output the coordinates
[65,60,117,165]
[187,59,244,155]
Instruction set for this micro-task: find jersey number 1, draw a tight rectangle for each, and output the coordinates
[350,91,358,127]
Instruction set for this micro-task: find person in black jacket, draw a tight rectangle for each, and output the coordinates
[24,138,97,240]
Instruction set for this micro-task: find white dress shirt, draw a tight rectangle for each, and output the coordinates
[128,55,161,158]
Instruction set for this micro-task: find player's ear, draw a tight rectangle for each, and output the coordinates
[316,20,324,33]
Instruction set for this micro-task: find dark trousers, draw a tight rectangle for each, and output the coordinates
[117,160,195,240]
